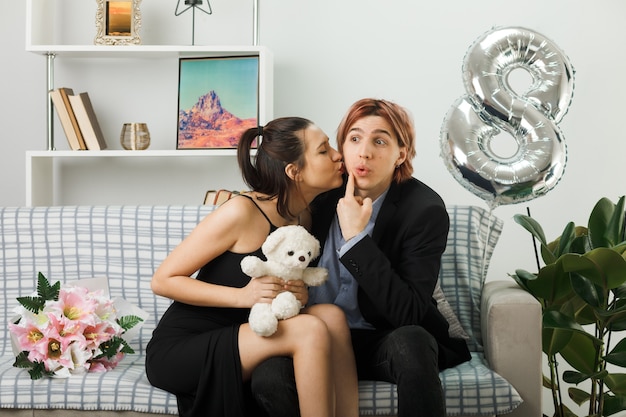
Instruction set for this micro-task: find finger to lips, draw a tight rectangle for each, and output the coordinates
[345,172,355,199]
[340,172,363,207]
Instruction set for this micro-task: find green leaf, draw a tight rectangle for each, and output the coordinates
[564,369,607,385]
[97,336,124,359]
[543,309,598,341]
[570,228,592,255]
[514,269,537,281]
[514,214,548,245]
[559,331,602,374]
[542,309,577,355]
[563,370,588,384]
[12,351,34,369]
[588,197,623,249]
[17,273,62,313]
[570,272,604,308]
[36,272,60,301]
[613,241,626,256]
[605,373,626,396]
[95,336,135,359]
[609,298,626,331]
[510,269,536,296]
[603,394,626,416]
[16,295,45,314]
[605,339,626,367]
[27,362,50,380]
[120,340,135,355]
[543,326,572,356]
[605,196,625,247]
[596,303,626,329]
[561,296,595,325]
[557,222,576,257]
[561,249,626,290]
[568,387,590,406]
[514,214,556,264]
[12,351,53,380]
[529,263,573,304]
[117,315,143,332]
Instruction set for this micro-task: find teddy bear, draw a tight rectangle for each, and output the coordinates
[240,225,329,337]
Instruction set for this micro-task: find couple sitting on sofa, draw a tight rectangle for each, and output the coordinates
[145,98,470,417]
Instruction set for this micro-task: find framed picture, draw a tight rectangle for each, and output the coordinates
[177,55,260,149]
[95,0,142,46]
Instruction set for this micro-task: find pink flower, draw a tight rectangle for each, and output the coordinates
[46,286,99,326]
[9,275,142,379]
[47,313,88,351]
[83,321,119,351]
[8,320,48,359]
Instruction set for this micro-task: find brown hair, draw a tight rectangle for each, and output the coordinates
[336,98,415,183]
[237,117,312,218]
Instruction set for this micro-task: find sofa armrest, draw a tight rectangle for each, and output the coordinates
[481,280,542,417]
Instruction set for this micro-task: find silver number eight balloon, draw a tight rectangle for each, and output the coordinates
[440,26,575,208]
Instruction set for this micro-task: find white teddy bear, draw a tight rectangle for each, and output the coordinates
[240,225,328,337]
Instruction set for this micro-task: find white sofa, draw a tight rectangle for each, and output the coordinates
[0,205,541,417]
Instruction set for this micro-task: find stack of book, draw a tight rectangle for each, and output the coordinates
[49,87,108,150]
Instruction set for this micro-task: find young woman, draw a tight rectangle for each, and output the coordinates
[145,117,359,417]
[252,99,471,417]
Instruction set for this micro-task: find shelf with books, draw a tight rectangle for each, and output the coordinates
[25,1,272,206]
[39,45,273,151]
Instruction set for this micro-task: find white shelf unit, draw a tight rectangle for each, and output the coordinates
[25,0,273,207]
[35,45,273,152]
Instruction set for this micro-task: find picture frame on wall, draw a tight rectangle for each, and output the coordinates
[95,0,142,46]
[177,55,260,149]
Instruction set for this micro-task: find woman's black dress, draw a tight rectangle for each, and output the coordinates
[146,197,276,417]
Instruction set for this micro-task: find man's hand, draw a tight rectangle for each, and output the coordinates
[336,173,372,241]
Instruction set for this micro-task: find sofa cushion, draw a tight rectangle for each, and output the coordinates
[438,205,504,353]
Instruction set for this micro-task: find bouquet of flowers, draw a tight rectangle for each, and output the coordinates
[8,272,144,380]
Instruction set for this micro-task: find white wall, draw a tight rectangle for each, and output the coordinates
[2,0,625,292]
[1,1,626,414]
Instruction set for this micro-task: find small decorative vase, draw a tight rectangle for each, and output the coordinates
[120,123,150,150]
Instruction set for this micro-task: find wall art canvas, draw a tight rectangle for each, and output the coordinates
[177,56,259,149]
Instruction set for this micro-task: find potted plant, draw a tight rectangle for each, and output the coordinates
[511,196,626,417]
